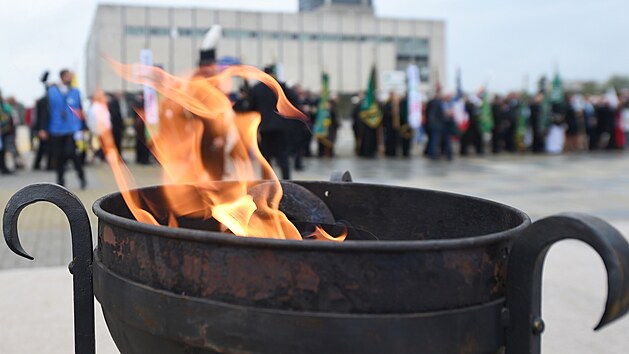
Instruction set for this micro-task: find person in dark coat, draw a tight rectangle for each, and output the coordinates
[0,92,13,174]
[593,99,615,150]
[249,66,304,179]
[460,95,483,156]
[425,91,452,160]
[382,91,400,157]
[529,93,545,153]
[398,94,413,157]
[357,98,381,159]
[351,92,364,156]
[107,92,125,157]
[130,93,151,165]
[32,94,54,170]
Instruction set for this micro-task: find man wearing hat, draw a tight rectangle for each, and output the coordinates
[39,69,87,189]
[249,65,304,180]
[158,25,229,180]
[195,25,228,179]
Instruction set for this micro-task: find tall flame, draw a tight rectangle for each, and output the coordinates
[97,60,345,242]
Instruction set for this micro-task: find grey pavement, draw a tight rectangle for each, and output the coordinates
[1,121,629,353]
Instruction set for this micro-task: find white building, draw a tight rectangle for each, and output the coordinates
[86,1,445,96]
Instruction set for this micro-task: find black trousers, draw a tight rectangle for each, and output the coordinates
[51,134,85,186]
[260,130,290,180]
[33,138,53,170]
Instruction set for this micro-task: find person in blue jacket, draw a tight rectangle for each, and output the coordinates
[39,69,86,189]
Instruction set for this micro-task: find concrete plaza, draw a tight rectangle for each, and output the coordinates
[0,123,628,353]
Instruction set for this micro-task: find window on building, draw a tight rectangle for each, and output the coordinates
[124,26,147,36]
[149,27,170,36]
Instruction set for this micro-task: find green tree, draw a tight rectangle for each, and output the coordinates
[604,75,629,91]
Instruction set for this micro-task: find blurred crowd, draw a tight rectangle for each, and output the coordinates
[1,70,628,185]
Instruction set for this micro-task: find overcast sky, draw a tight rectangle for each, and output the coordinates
[1,0,628,104]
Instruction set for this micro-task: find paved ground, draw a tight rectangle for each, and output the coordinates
[1,122,628,353]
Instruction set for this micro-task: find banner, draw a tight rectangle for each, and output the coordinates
[140,49,159,125]
[359,65,383,129]
[406,64,422,129]
[314,72,332,146]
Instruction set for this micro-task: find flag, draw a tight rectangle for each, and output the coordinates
[360,65,382,129]
[538,76,552,130]
[606,87,619,109]
[479,90,493,133]
[549,71,564,127]
[406,64,422,129]
[70,71,79,88]
[453,67,468,131]
[314,72,332,147]
[550,72,563,104]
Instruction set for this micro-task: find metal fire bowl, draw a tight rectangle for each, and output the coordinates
[5,181,629,354]
[92,181,529,353]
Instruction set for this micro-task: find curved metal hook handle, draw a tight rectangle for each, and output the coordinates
[3,183,95,354]
[505,213,629,354]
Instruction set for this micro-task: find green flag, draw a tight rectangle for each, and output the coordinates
[314,72,332,146]
[360,65,382,129]
[537,75,552,130]
[516,90,530,137]
[550,72,563,104]
[479,91,493,134]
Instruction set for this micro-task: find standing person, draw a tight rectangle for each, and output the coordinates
[314,76,339,158]
[425,91,452,160]
[153,25,232,178]
[107,92,125,157]
[86,89,111,161]
[398,93,413,157]
[6,97,25,169]
[131,93,151,165]
[622,99,629,150]
[32,71,54,170]
[382,91,400,157]
[351,92,364,156]
[40,69,86,188]
[191,25,230,179]
[249,65,302,179]
[460,95,483,156]
[357,66,383,159]
[595,98,615,150]
[564,93,580,152]
[0,92,13,174]
[529,93,545,153]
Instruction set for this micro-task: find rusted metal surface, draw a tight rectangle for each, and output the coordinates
[94,183,528,313]
[94,256,506,353]
[4,181,629,353]
[3,183,94,354]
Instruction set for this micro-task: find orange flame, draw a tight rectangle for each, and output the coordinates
[98,60,345,242]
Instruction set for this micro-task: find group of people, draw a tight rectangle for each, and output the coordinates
[0,69,149,189]
[4,24,628,186]
[1,69,87,187]
[349,88,629,161]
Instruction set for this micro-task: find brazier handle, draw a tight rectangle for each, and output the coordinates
[505,213,629,354]
[3,183,94,354]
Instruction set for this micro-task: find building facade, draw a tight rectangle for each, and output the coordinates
[86,2,445,97]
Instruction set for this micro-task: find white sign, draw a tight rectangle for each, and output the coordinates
[381,70,407,96]
[407,65,422,129]
[140,49,159,125]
